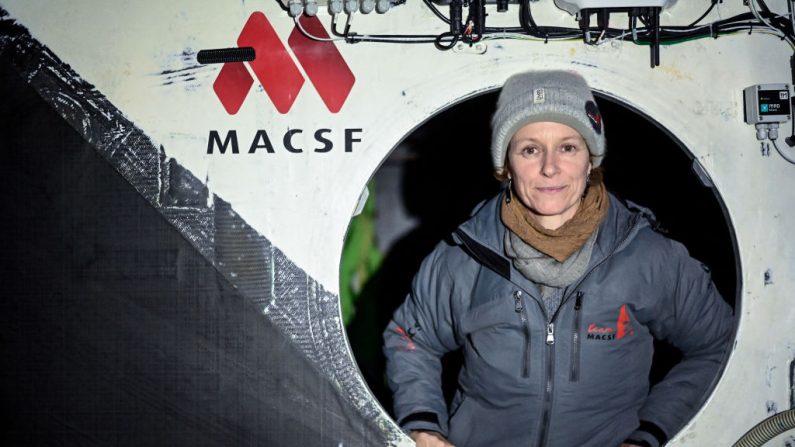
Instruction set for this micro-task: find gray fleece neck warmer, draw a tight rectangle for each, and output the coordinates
[504,228,598,314]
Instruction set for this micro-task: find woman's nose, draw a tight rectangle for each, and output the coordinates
[541,152,560,177]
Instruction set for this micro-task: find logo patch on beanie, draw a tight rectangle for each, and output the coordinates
[585,100,602,135]
[533,88,545,104]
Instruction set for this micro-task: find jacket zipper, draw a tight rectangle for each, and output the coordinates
[537,320,555,447]
[538,219,639,447]
[570,292,584,382]
[514,290,531,378]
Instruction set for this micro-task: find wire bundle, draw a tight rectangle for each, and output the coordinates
[293,0,795,52]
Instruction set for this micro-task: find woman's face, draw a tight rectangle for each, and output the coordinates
[507,121,592,230]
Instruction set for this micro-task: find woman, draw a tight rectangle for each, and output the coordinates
[382,71,733,447]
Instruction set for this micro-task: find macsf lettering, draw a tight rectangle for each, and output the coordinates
[207,128,362,154]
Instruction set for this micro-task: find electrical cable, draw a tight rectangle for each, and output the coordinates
[627,12,784,44]
[757,0,795,38]
[330,14,346,38]
[748,0,795,47]
[434,31,459,50]
[519,0,580,40]
[597,28,633,46]
[755,123,795,165]
[480,33,578,43]
[689,0,718,27]
[787,114,795,147]
[770,138,795,164]
[520,0,537,36]
[555,13,778,44]
[422,0,450,24]
[329,8,441,43]
[418,0,736,44]
[512,6,769,43]
[294,16,346,41]
[318,2,795,50]
[789,0,795,42]
[353,36,440,43]
[275,0,289,12]
[749,0,785,38]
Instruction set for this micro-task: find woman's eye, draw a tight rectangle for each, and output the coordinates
[561,144,578,153]
[522,146,538,155]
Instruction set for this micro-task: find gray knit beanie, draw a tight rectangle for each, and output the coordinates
[491,70,606,176]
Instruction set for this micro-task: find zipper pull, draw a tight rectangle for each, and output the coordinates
[574,291,583,310]
[546,323,555,345]
[514,290,523,313]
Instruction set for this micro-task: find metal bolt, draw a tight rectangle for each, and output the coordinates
[329,0,343,14]
[376,0,391,13]
[304,0,319,16]
[361,0,375,14]
[344,0,359,14]
[288,0,303,17]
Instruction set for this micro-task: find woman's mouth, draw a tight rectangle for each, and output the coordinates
[537,186,567,193]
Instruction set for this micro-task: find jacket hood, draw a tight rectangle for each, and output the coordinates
[455,189,650,268]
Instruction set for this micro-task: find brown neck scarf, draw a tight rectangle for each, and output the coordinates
[500,168,609,263]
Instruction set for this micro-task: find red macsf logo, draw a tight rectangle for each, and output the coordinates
[586,304,635,341]
[213,12,355,115]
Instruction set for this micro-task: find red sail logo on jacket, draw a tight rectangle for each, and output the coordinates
[394,326,416,352]
[587,304,635,341]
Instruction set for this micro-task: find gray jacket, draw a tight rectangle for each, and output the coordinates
[383,192,733,447]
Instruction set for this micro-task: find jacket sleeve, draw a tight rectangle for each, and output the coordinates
[382,245,462,437]
[629,239,734,447]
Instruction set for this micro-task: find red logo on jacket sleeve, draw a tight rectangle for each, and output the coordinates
[394,325,416,352]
